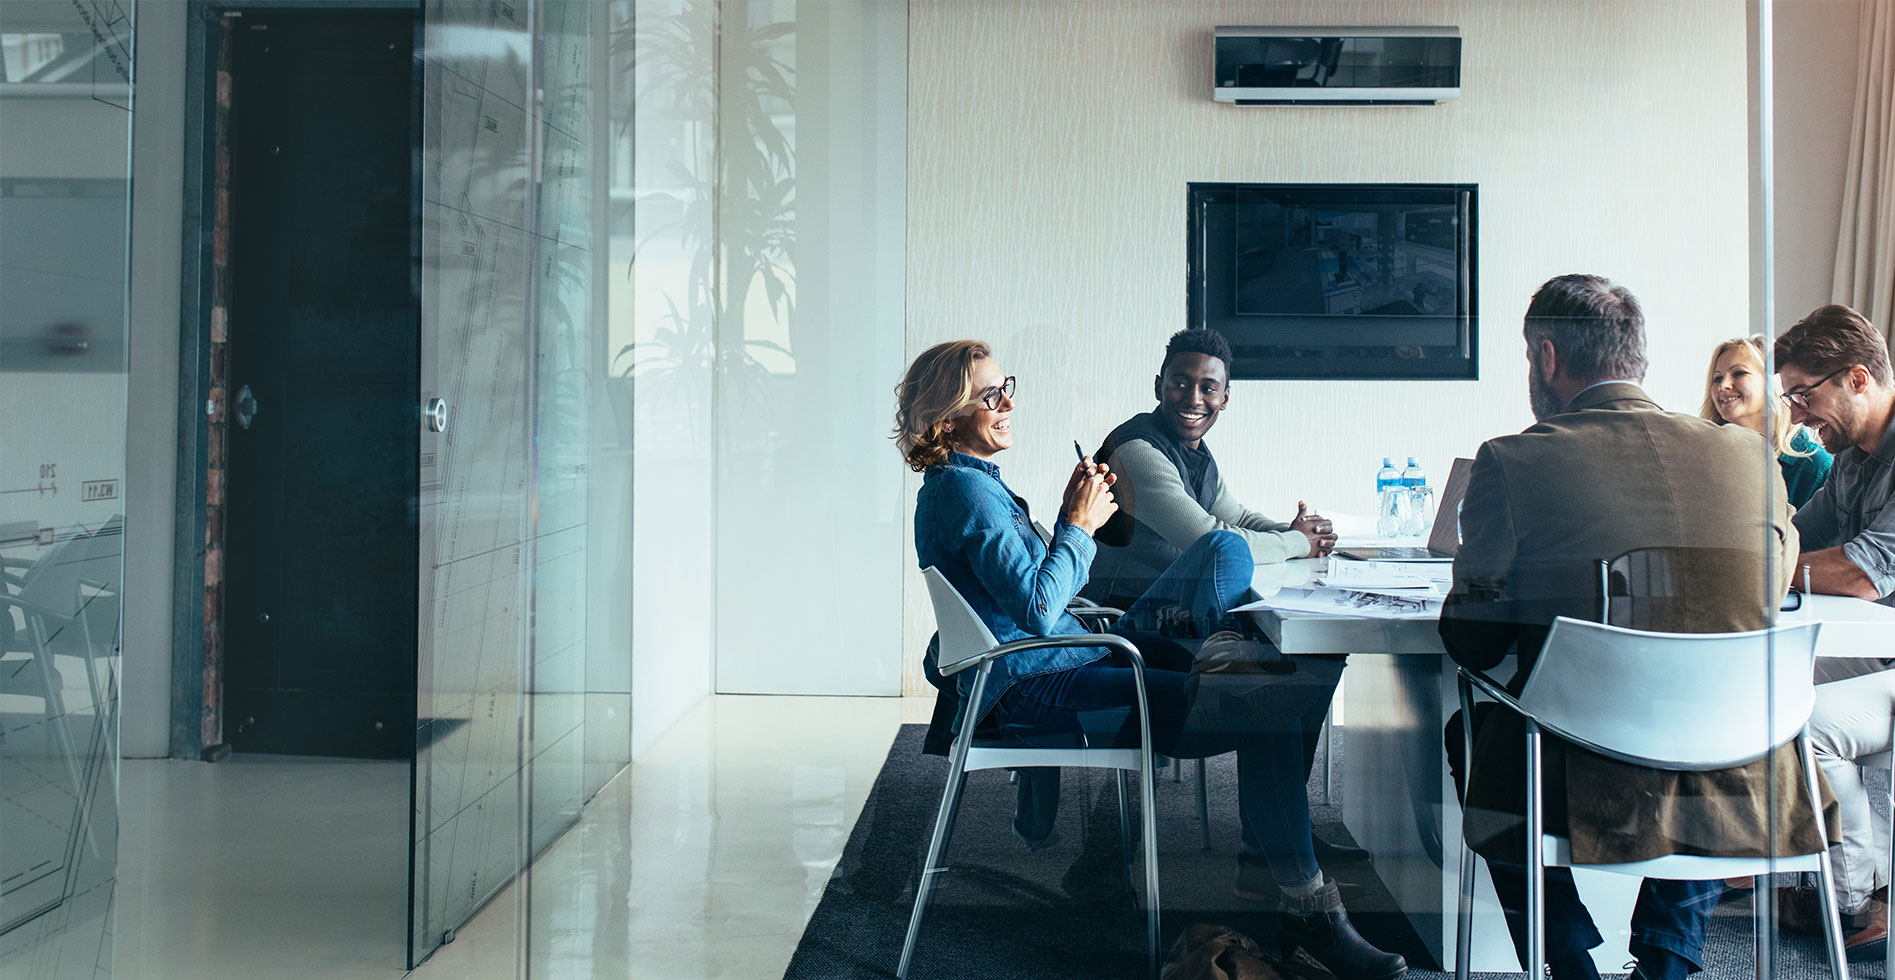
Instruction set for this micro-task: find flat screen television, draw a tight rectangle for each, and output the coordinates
[1188,182,1478,380]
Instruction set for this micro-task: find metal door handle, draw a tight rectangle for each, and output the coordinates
[426,397,449,433]
[235,384,260,430]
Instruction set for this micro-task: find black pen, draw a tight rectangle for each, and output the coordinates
[1074,440,1088,468]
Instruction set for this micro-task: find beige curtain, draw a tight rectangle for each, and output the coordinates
[1834,0,1895,336]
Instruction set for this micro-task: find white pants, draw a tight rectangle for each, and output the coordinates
[1809,657,1895,913]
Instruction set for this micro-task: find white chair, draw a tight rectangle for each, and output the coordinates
[1452,616,1846,980]
[899,567,1162,980]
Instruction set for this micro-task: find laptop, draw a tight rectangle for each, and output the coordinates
[1336,457,1475,563]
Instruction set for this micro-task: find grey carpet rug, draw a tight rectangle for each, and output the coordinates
[784,724,1887,980]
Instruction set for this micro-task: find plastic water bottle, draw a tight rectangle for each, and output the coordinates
[1376,458,1400,496]
[1375,458,1401,538]
[1400,456,1425,488]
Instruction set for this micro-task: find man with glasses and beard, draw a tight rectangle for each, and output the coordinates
[1441,274,1817,980]
[1771,305,1895,955]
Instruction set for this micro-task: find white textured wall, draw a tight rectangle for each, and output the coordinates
[626,0,718,757]
[903,0,1752,692]
[1773,0,1860,327]
[713,0,908,696]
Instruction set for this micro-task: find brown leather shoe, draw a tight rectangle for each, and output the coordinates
[1846,892,1889,961]
[1777,885,1887,940]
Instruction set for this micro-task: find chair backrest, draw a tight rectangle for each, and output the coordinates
[1602,546,1772,632]
[80,515,124,591]
[1518,616,1820,769]
[921,566,1000,675]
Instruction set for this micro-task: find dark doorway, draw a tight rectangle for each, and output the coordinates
[223,11,419,759]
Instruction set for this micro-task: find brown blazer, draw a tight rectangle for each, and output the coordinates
[1439,382,1836,864]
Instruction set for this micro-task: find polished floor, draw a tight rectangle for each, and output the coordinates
[115,695,924,980]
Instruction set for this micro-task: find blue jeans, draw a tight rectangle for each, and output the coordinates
[1114,529,1255,637]
[992,531,1338,888]
[1447,706,1723,978]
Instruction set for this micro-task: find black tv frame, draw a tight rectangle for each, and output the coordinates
[1188,182,1479,381]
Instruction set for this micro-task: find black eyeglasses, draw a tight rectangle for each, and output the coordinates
[975,376,1015,411]
[1780,367,1849,408]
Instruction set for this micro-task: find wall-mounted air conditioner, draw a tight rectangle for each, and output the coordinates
[1213,26,1461,106]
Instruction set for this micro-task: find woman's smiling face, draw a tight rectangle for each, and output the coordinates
[1710,346,1766,431]
[948,356,1015,459]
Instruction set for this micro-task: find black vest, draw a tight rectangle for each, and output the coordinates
[1083,410,1220,603]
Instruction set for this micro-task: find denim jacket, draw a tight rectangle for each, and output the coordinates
[915,452,1108,734]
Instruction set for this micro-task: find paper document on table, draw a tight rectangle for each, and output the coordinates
[1318,558,1440,591]
[1233,587,1443,621]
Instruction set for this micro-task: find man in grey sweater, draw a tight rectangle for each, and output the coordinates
[1082,328,1360,866]
[1082,328,1335,609]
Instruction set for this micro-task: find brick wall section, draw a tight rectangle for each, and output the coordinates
[201,17,234,752]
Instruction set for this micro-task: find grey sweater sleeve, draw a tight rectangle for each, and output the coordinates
[1108,440,1310,564]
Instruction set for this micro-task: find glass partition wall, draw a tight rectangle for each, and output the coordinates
[413,0,624,970]
[0,2,134,977]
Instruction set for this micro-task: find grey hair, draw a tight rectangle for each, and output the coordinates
[1522,274,1649,384]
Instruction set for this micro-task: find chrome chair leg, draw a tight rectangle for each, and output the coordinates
[1140,745,1162,980]
[1525,722,1546,980]
[1318,709,1336,805]
[1814,852,1848,980]
[1455,673,1476,980]
[1804,738,1849,980]
[1195,759,1211,852]
[1117,769,1135,868]
[898,739,976,978]
[1754,881,1774,980]
[1455,840,1475,980]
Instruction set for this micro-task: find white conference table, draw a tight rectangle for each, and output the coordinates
[1245,555,1895,974]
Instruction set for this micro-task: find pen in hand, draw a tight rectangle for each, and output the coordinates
[1074,440,1089,471]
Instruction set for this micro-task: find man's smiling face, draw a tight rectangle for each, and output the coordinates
[1154,352,1230,448]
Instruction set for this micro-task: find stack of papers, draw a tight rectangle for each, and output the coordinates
[1233,587,1443,621]
[1317,558,1447,593]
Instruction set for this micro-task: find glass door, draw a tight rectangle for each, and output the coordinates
[411,0,534,966]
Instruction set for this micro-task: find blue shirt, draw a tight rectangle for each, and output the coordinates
[1780,428,1833,510]
[915,452,1109,733]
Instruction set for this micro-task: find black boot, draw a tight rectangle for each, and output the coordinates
[1278,880,1408,980]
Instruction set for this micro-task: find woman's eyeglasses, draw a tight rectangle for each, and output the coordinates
[975,376,1016,411]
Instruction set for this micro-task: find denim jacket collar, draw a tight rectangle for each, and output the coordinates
[941,450,1002,479]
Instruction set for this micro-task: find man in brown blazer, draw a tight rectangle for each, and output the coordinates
[1440,275,1826,980]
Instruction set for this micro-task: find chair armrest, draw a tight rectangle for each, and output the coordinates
[1457,666,1525,716]
[939,632,1142,677]
[1066,602,1125,630]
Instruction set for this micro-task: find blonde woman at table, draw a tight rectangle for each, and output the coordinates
[896,340,1405,980]
[1699,335,1831,508]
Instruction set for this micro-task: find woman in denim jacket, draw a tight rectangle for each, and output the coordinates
[896,340,1404,980]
